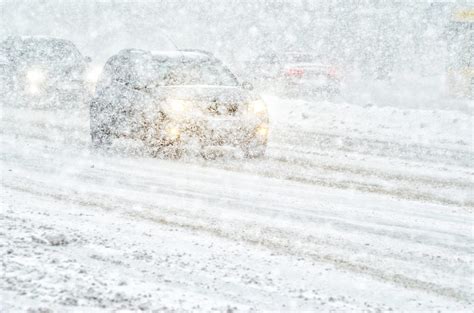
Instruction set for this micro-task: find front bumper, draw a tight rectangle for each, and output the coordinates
[143,116,268,148]
[14,80,90,103]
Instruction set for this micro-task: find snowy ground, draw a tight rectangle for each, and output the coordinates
[1,94,473,312]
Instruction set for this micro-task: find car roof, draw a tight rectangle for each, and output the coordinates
[117,49,215,63]
[153,50,213,61]
[3,35,73,45]
[258,51,320,57]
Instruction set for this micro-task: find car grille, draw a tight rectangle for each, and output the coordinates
[205,101,240,116]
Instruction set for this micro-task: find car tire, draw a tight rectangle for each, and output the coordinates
[90,125,112,148]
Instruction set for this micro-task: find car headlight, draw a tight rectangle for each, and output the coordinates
[26,84,41,95]
[165,124,180,139]
[165,99,193,115]
[248,99,267,115]
[256,124,269,137]
[26,68,46,84]
[84,65,102,84]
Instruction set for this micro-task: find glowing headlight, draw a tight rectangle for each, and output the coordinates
[165,124,180,139]
[26,68,46,83]
[256,125,269,137]
[166,99,193,114]
[84,65,102,84]
[27,84,41,95]
[248,100,267,115]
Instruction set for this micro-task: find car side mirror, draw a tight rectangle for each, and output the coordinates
[242,81,254,91]
[84,56,92,63]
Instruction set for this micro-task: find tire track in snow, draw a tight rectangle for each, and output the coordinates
[6,155,472,253]
[273,128,472,168]
[2,125,472,209]
[2,173,472,305]
[4,143,471,249]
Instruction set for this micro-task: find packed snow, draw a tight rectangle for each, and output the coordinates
[1,91,472,311]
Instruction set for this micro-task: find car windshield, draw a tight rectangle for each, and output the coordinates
[126,56,239,87]
[9,39,82,65]
[159,60,239,86]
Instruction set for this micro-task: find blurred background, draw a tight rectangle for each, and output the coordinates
[1,0,472,109]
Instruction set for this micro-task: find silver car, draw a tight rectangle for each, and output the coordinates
[90,49,269,158]
[0,36,94,105]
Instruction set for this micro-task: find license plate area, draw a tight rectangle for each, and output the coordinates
[207,119,240,131]
[205,119,243,144]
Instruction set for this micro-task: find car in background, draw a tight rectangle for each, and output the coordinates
[90,49,269,158]
[0,36,97,105]
[247,52,343,97]
[445,8,473,99]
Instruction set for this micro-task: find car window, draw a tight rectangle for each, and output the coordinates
[102,55,130,84]
[10,39,82,65]
[103,53,239,88]
[161,61,238,86]
[102,53,153,86]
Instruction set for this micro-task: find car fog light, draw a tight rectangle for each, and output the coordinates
[256,125,268,137]
[166,125,180,139]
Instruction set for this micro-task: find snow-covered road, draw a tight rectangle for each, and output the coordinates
[1,97,473,311]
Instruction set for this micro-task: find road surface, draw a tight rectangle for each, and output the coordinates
[1,98,472,312]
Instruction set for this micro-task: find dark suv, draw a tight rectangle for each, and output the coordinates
[90,49,269,158]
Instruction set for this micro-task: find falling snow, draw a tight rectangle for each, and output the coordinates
[1,1,473,312]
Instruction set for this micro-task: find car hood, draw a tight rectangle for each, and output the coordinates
[155,85,254,103]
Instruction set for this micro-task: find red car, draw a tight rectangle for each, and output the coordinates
[247,52,343,97]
